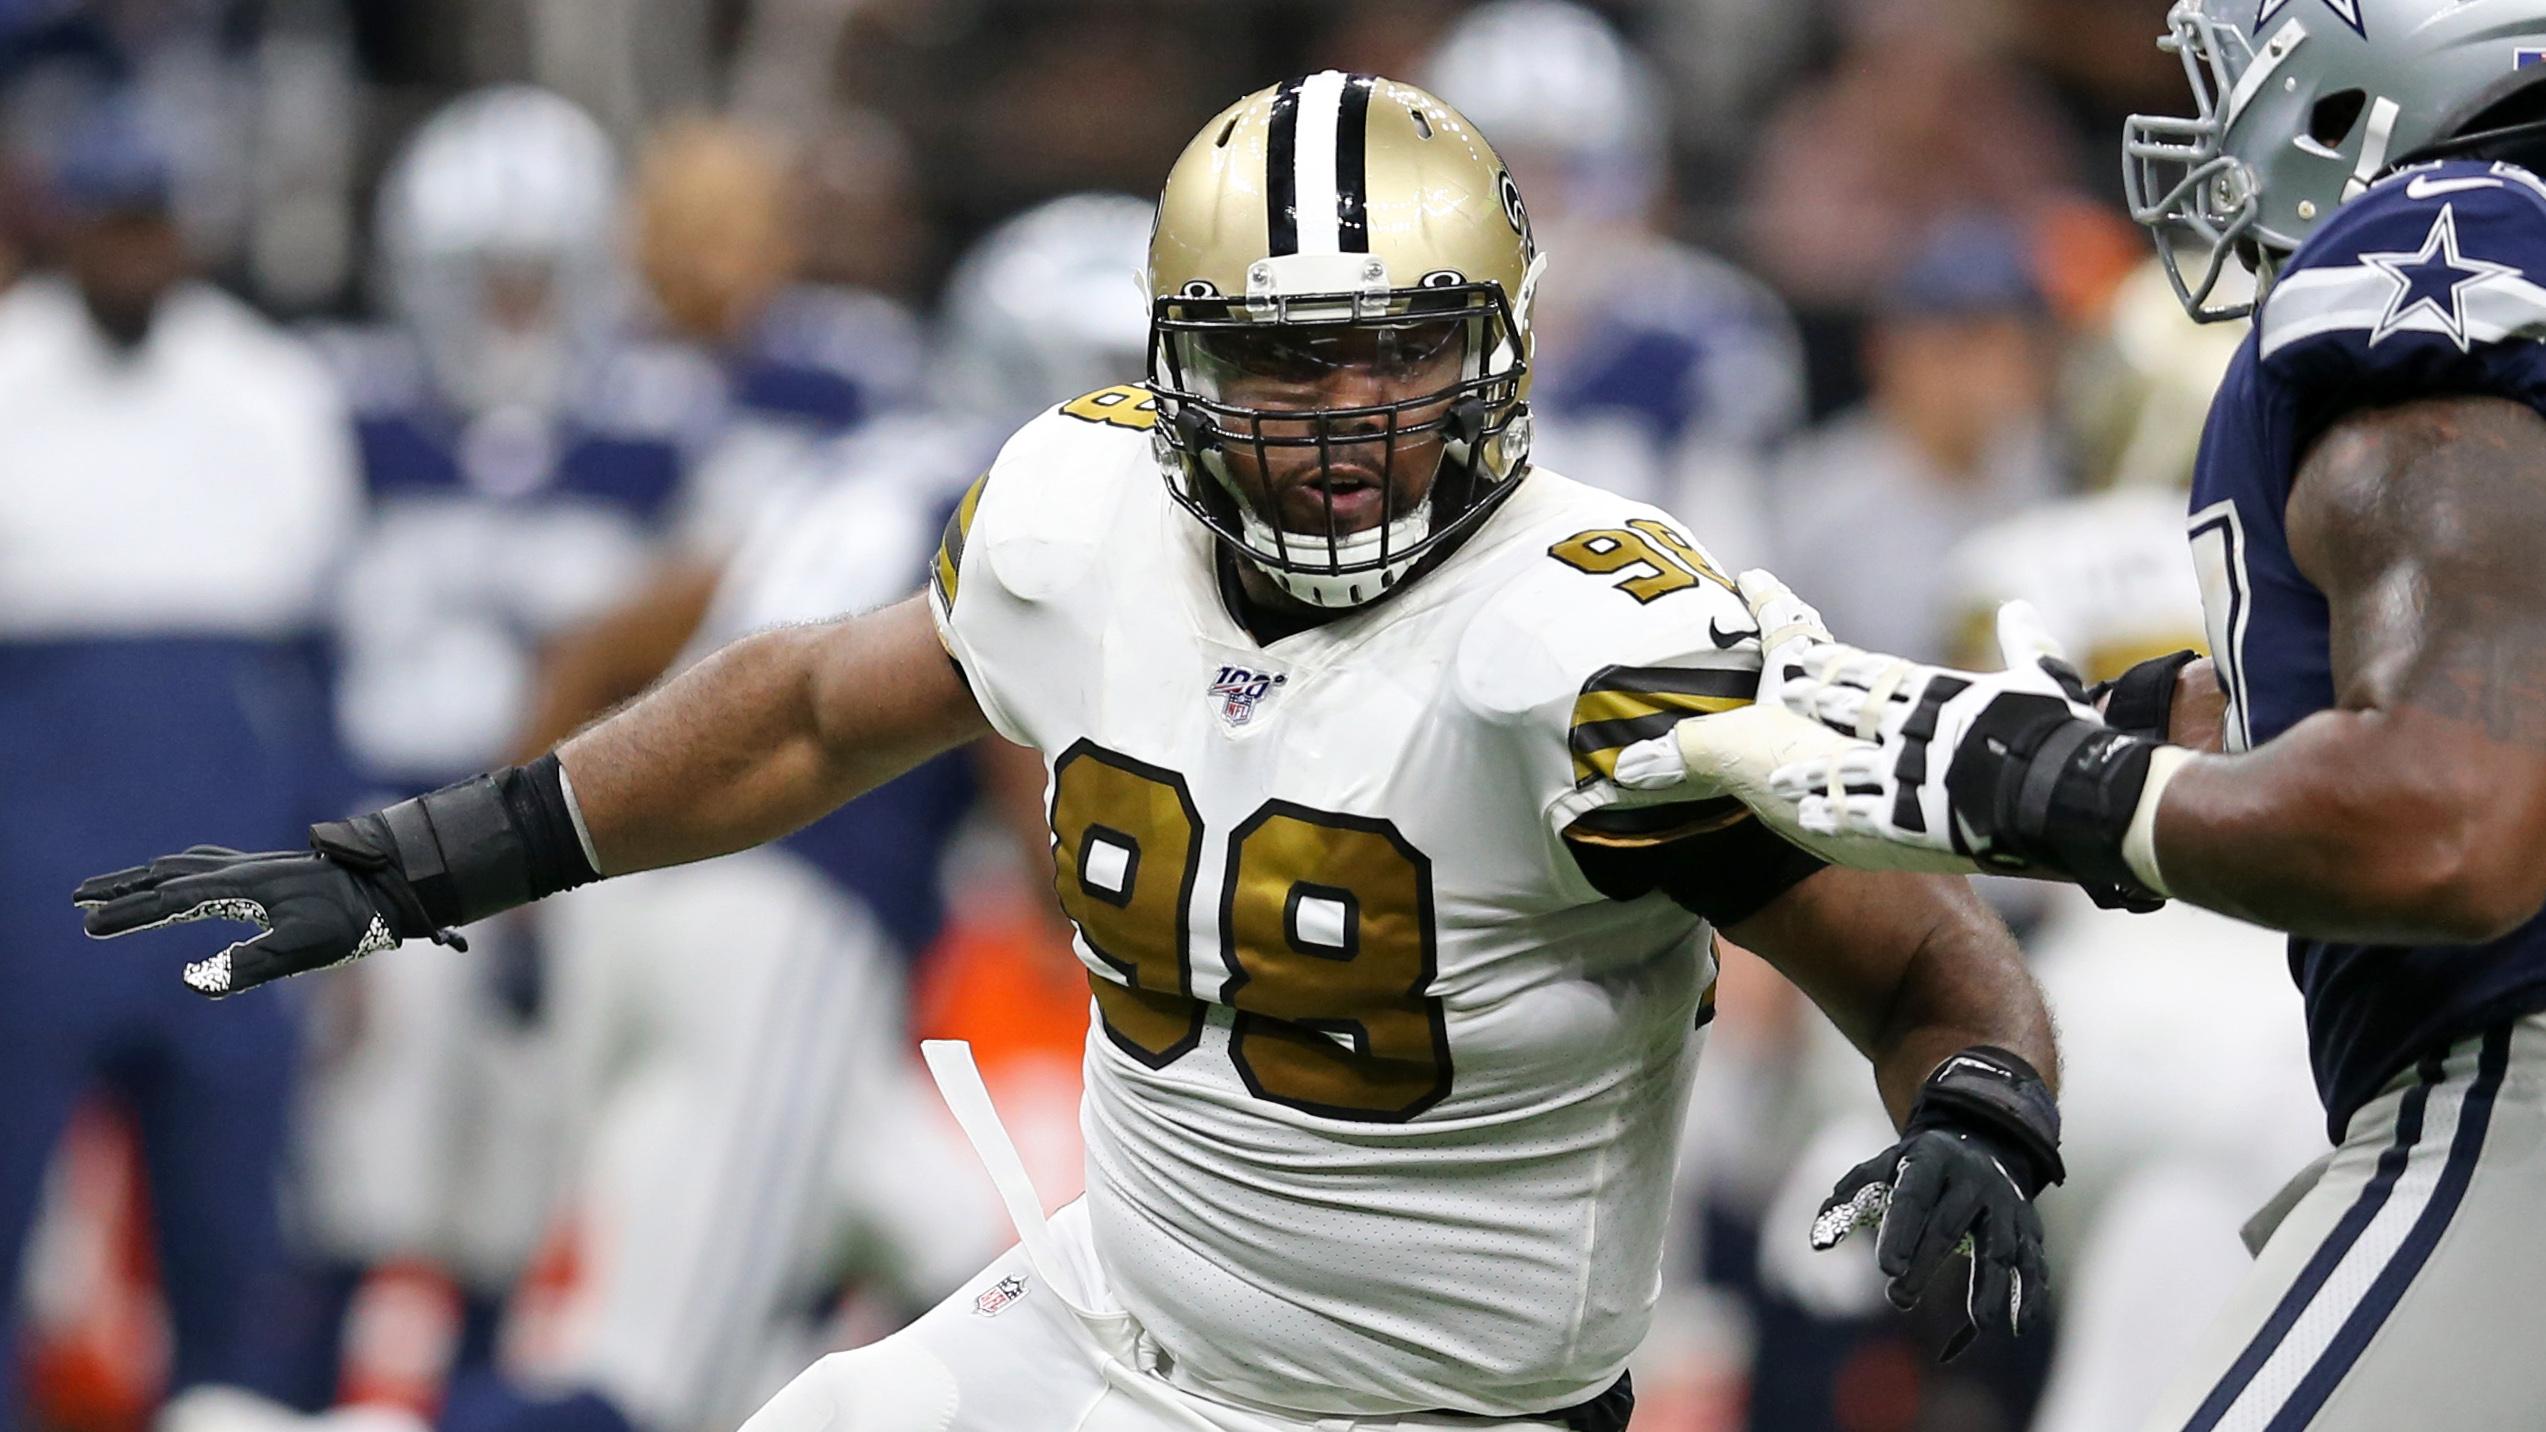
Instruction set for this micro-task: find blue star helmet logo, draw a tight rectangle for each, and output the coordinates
[2258,0,2365,38]
[2360,205,2521,350]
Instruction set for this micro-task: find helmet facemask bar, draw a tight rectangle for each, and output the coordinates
[2124,1,2267,322]
[1149,281,1527,607]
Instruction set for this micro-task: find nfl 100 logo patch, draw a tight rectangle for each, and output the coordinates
[1209,664,1288,727]
[973,1274,1028,1316]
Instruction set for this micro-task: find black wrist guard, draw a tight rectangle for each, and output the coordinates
[2088,649,2200,743]
[1906,1045,2064,1197]
[1947,692,2165,912]
[310,754,601,933]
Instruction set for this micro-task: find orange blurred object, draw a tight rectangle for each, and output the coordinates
[22,1105,166,1432]
[2032,198,2150,330]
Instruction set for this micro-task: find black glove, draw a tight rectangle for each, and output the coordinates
[73,755,597,998]
[73,842,458,998]
[2088,649,2201,743]
[1811,1047,2061,1362]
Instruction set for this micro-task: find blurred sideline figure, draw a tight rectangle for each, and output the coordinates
[1420,0,1803,562]
[1939,262,2322,1432]
[289,85,723,1403]
[0,102,360,1419]
[629,115,925,557]
[1768,215,2066,664]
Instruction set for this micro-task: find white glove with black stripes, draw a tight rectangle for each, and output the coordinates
[1611,576,1987,875]
[1734,569,2188,910]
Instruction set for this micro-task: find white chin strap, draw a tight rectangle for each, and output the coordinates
[1236,505,1431,608]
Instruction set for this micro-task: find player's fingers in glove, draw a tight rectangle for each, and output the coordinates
[1810,1149,1896,1252]
[1966,1202,2021,1340]
[1882,1160,1983,1311]
[188,919,353,999]
[2015,1203,2050,1331]
[1871,1150,1946,1280]
[71,847,255,913]
[1771,746,1890,801]
[77,868,274,940]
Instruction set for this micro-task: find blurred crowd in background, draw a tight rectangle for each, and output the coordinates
[0,2,2331,1432]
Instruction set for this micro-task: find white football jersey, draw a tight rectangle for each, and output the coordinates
[929,386,1777,1418]
[1941,485,2209,681]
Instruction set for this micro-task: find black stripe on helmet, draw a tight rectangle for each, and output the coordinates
[1336,74,1372,252]
[1266,78,1303,256]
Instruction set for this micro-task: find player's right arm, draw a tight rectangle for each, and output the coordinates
[561,593,989,871]
[2150,395,2546,942]
[74,593,989,995]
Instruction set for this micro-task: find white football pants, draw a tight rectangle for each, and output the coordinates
[738,1045,1577,1432]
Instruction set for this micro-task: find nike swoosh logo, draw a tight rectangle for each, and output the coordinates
[1708,617,1757,649]
[2406,175,2501,199]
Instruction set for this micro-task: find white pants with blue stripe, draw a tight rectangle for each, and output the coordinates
[2144,1013,2546,1431]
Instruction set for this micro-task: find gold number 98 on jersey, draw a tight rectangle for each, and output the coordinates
[1048,739,1451,1122]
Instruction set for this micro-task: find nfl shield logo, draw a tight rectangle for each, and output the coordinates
[973,1274,1028,1316]
[1209,665,1288,727]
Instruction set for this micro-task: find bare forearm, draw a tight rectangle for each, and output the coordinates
[557,596,989,873]
[2153,707,2541,943]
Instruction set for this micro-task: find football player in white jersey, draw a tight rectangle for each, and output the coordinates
[78,76,2062,1431]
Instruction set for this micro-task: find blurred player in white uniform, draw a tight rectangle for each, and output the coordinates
[295,87,722,1386]
[1421,0,1804,560]
[89,76,2068,1432]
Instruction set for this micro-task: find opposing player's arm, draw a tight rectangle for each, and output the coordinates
[2152,395,2546,942]
[562,592,990,872]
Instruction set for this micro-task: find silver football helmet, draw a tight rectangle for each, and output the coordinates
[1420,0,1666,228]
[2127,0,2546,321]
[377,86,624,414]
[935,192,1155,429]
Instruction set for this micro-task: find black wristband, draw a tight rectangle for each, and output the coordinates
[2088,649,2200,743]
[312,755,601,931]
[2027,725,2164,911]
[1906,1045,2065,1196]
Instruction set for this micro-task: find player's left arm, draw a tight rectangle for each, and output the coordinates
[2150,395,2546,942]
[1576,808,2058,1352]
[1728,867,2054,1125]
[1732,863,2060,1356]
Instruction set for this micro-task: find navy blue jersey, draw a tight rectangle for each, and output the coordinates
[314,326,723,788]
[2191,158,2546,1137]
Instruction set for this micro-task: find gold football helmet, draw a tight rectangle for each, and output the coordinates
[1147,72,1542,608]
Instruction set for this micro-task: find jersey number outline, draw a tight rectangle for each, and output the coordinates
[1548,519,1731,602]
[1059,385,1161,431]
[1049,739,1451,1121]
[2188,499,2255,752]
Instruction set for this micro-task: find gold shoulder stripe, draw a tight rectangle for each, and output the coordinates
[1059,384,1160,431]
[933,472,991,610]
[1563,797,1752,849]
[1568,663,1753,785]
